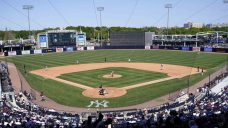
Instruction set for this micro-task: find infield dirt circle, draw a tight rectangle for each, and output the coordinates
[82,87,127,98]
[30,62,200,98]
[102,73,122,78]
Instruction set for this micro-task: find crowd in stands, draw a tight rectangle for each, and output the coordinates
[0,61,228,128]
[0,62,13,93]
[197,72,227,94]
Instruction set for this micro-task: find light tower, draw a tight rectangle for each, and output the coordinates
[97,7,104,47]
[165,4,172,37]
[224,0,228,42]
[23,5,33,42]
[224,0,228,72]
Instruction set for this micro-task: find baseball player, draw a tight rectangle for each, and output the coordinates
[201,68,204,76]
[160,64,164,70]
[111,71,114,77]
[45,65,48,71]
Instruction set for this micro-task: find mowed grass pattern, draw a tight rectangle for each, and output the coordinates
[58,67,168,88]
[6,50,228,107]
[9,50,227,71]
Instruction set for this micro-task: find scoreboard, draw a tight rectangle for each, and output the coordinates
[110,31,145,46]
[48,32,76,47]
[76,33,86,46]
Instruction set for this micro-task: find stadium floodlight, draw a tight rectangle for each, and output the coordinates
[224,0,228,41]
[23,5,34,41]
[97,7,104,46]
[97,7,104,11]
[165,4,172,38]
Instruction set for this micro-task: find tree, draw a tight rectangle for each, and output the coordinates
[4,29,15,40]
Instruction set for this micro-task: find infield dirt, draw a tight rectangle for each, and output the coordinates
[30,62,199,98]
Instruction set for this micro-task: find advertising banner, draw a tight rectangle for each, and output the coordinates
[87,46,94,50]
[66,47,74,52]
[34,49,42,54]
[47,49,55,53]
[215,48,225,53]
[204,47,212,52]
[77,34,86,46]
[56,48,63,53]
[77,47,84,51]
[39,35,47,47]
[8,51,17,56]
[192,47,200,52]
[145,46,151,50]
[182,47,189,51]
[0,52,4,56]
[152,45,159,49]
[22,50,30,55]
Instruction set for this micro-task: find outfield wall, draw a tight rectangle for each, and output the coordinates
[3,45,228,56]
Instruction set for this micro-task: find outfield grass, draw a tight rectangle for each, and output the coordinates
[9,50,227,71]
[57,67,168,88]
[6,50,228,108]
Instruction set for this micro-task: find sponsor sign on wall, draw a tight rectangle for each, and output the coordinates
[192,47,200,52]
[22,50,30,55]
[77,47,84,51]
[145,46,151,50]
[182,47,189,51]
[46,49,55,53]
[56,48,63,53]
[152,45,159,49]
[34,49,42,54]
[8,51,17,56]
[0,52,4,56]
[204,47,212,52]
[87,46,94,50]
[215,48,225,53]
[66,47,74,52]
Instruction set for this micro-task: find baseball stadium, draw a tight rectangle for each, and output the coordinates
[0,0,228,127]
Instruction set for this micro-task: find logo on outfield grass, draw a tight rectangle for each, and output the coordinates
[87,100,109,108]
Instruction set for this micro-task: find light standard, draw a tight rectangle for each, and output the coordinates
[23,5,33,42]
[224,0,228,72]
[97,7,104,47]
[165,4,172,38]
[224,0,228,42]
[196,33,198,47]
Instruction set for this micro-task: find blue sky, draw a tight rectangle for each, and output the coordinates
[0,0,228,30]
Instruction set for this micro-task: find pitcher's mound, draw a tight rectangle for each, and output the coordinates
[102,74,122,78]
[82,87,127,98]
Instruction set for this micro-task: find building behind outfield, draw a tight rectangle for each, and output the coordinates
[110,31,146,46]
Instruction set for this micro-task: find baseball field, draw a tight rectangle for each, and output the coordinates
[7,50,228,108]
